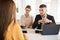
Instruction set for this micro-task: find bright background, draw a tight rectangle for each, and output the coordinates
[13,0,60,24]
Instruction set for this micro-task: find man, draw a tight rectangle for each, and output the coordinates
[32,4,55,29]
[20,5,33,29]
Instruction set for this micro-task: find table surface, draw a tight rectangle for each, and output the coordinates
[22,29,60,40]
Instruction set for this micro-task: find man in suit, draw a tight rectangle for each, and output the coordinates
[32,4,55,29]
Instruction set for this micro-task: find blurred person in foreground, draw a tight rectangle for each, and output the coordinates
[0,0,29,40]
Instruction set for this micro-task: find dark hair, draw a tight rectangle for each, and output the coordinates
[39,4,47,8]
[0,0,16,40]
[25,5,31,9]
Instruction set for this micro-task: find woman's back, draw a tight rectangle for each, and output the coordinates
[4,21,28,40]
[0,0,29,40]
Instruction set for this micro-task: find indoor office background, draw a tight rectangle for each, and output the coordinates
[14,0,60,25]
[13,0,60,31]
[13,0,60,40]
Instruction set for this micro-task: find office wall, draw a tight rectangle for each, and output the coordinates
[50,0,59,24]
[13,0,23,20]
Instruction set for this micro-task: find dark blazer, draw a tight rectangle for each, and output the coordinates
[32,14,55,29]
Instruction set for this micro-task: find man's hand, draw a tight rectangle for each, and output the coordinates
[38,18,52,24]
[44,18,52,23]
[38,20,44,24]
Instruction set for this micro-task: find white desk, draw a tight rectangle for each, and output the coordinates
[22,29,60,40]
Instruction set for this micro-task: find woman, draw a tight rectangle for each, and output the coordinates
[20,5,33,29]
[0,0,28,40]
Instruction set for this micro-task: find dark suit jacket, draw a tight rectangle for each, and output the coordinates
[32,14,55,29]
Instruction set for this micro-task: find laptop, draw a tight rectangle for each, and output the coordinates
[41,23,59,35]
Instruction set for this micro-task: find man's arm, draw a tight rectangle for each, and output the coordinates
[45,15,55,24]
[51,16,55,23]
[32,16,38,29]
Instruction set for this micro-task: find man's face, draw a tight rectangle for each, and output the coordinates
[25,8,31,13]
[39,7,47,16]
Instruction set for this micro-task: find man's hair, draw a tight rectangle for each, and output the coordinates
[25,5,31,9]
[39,4,47,8]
